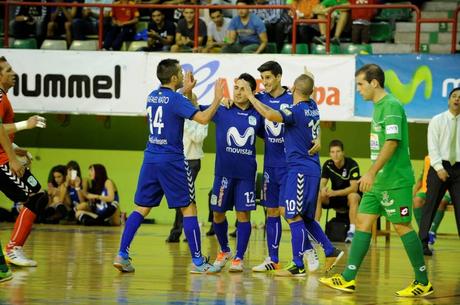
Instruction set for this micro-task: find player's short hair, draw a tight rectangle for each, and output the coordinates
[257,61,282,77]
[237,73,256,91]
[157,59,180,85]
[448,87,460,98]
[209,7,223,15]
[329,139,344,151]
[355,64,385,88]
[294,74,314,96]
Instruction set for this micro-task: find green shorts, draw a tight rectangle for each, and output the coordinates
[359,187,412,224]
[415,192,451,204]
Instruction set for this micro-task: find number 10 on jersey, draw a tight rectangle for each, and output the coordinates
[148,106,164,135]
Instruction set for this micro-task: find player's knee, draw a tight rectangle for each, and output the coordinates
[236,211,250,222]
[213,212,226,223]
[347,193,360,206]
[393,222,413,236]
[24,192,48,216]
[413,197,424,208]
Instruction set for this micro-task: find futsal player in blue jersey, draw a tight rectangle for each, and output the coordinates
[251,63,343,274]
[243,72,343,276]
[113,59,225,274]
[206,73,264,272]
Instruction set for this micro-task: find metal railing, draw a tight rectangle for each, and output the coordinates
[1,1,458,53]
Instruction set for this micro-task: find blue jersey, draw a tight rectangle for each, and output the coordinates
[256,88,292,168]
[68,186,80,207]
[204,105,263,180]
[280,99,321,177]
[144,87,198,163]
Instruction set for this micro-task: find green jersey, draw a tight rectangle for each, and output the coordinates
[370,94,414,190]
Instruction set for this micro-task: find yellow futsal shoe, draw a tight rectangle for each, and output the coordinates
[319,274,356,293]
[395,280,434,297]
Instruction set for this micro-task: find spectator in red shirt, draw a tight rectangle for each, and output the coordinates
[103,0,139,50]
[350,0,377,44]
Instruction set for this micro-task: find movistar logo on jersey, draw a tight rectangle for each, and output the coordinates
[385,65,433,104]
[226,127,255,155]
[265,119,284,138]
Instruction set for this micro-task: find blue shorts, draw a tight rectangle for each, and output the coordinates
[134,160,195,208]
[283,172,320,220]
[261,166,287,208]
[210,176,257,212]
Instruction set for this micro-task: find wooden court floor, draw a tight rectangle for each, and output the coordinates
[0,223,459,305]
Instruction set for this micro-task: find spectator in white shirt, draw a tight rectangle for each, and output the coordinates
[203,8,231,53]
[420,87,460,255]
[166,95,209,242]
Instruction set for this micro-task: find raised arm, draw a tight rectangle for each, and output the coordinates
[241,81,283,122]
[191,78,225,124]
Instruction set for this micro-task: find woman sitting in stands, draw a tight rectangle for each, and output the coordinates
[76,164,121,226]
[44,165,71,223]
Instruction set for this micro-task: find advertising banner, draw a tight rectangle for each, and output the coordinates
[2,50,356,120]
[355,55,460,121]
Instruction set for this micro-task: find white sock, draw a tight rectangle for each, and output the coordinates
[349,224,356,233]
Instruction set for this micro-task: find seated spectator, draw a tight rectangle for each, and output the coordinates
[315,139,361,243]
[221,0,267,53]
[202,8,231,53]
[140,9,175,51]
[170,8,207,52]
[350,0,377,45]
[253,0,287,53]
[11,0,48,43]
[47,0,84,47]
[44,165,71,223]
[210,0,237,19]
[289,0,320,44]
[65,160,85,218]
[76,164,120,226]
[72,0,113,41]
[313,0,349,45]
[103,0,139,50]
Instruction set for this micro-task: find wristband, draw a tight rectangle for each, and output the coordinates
[14,121,28,131]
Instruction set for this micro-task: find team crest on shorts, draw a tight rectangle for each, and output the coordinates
[248,116,257,126]
[210,194,217,205]
[381,191,394,207]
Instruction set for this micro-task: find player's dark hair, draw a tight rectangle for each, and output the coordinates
[209,7,223,15]
[157,59,180,85]
[329,139,344,151]
[236,0,252,5]
[448,87,460,99]
[152,9,165,15]
[237,73,257,91]
[48,165,67,187]
[355,64,385,88]
[66,160,82,179]
[257,61,282,77]
[88,164,108,195]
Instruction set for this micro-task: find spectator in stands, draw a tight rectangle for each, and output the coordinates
[202,8,231,53]
[72,0,113,41]
[315,139,361,243]
[76,164,121,226]
[142,9,175,51]
[44,165,71,223]
[65,160,85,219]
[289,0,320,44]
[253,0,287,53]
[103,0,139,50]
[11,0,48,44]
[47,0,84,47]
[313,0,349,45]
[221,0,267,53]
[350,0,377,45]
[210,0,237,19]
[170,8,207,52]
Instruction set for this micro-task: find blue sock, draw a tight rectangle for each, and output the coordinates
[183,216,204,266]
[213,219,230,253]
[304,220,334,256]
[289,221,310,267]
[118,211,144,259]
[266,216,282,263]
[235,221,251,260]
